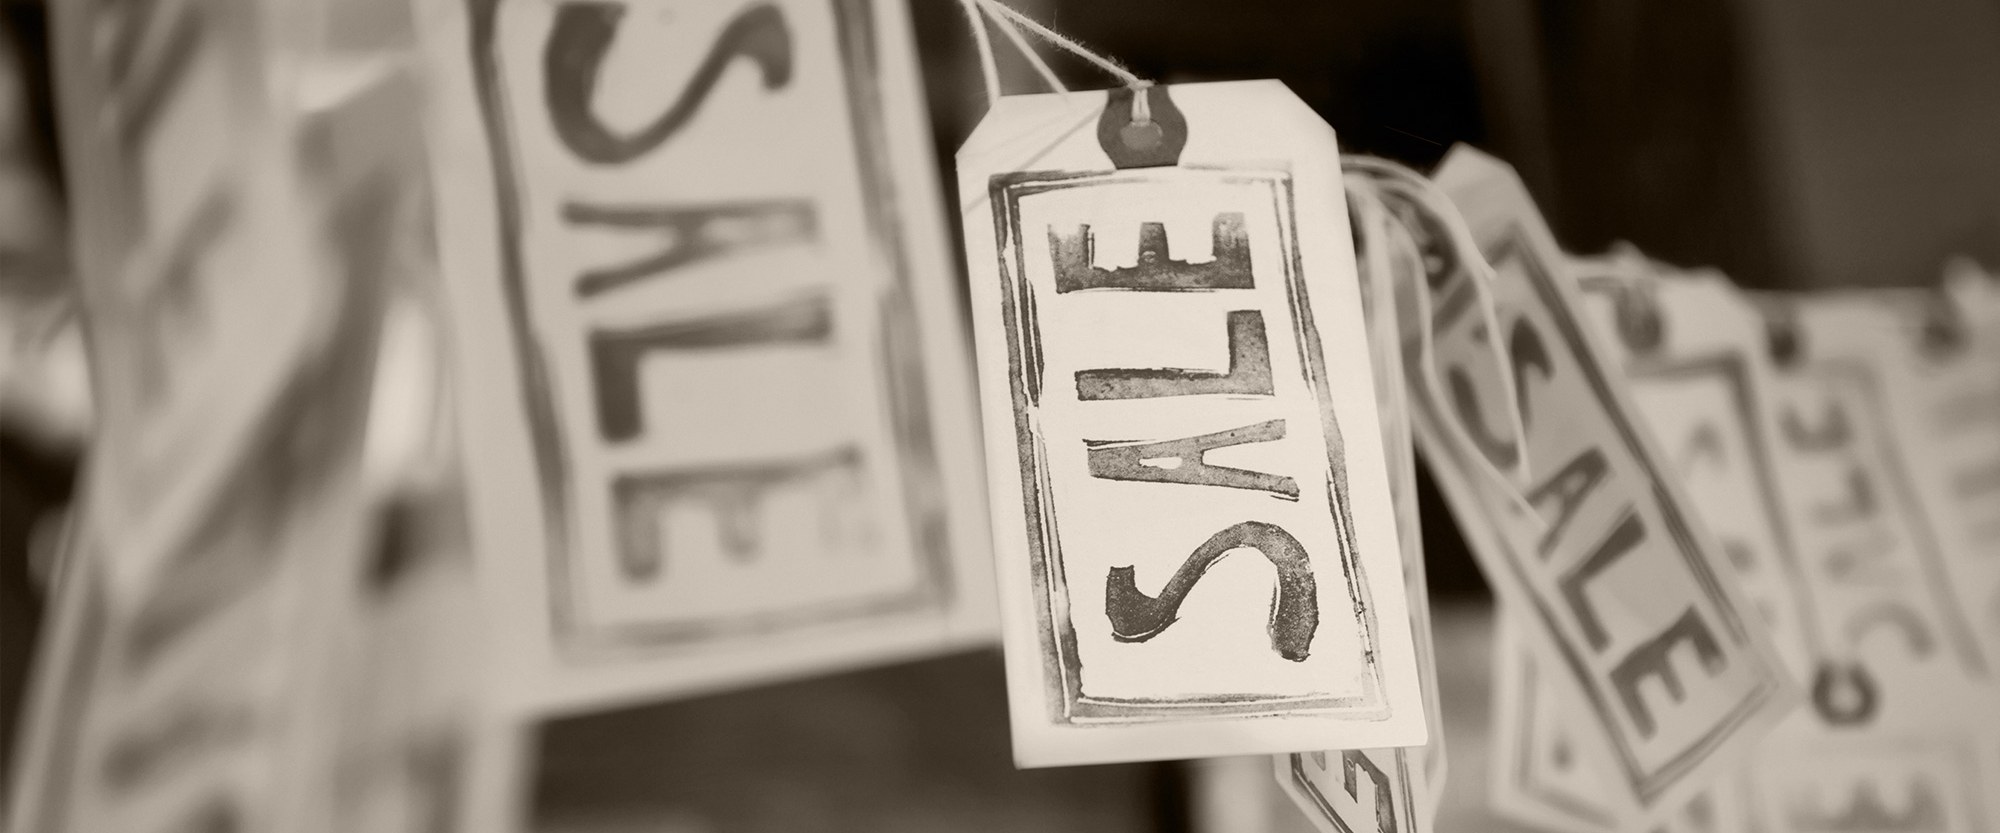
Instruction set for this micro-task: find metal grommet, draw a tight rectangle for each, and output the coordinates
[1097,84,1185,169]
[1612,280,1666,355]
[1918,290,1967,361]
[1759,300,1804,368]
[1810,661,1877,726]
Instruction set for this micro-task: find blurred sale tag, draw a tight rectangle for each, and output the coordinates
[1808,281,2000,681]
[1525,248,2000,833]
[1550,257,1809,833]
[10,21,441,831]
[1753,295,1991,733]
[415,0,993,711]
[1571,263,1817,682]
[52,0,345,600]
[1415,146,1795,824]
[957,81,1426,766]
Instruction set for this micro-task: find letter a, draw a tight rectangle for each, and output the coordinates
[1085,419,1298,499]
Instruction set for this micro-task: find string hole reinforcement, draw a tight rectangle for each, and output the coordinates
[1099,83,1186,168]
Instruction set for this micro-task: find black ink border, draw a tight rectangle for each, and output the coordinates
[991,167,1391,723]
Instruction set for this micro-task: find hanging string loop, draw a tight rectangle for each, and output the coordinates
[957,0,1152,110]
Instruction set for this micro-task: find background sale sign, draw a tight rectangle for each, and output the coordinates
[417,0,993,712]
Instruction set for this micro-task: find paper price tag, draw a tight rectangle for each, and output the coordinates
[416,0,992,711]
[1819,281,2000,681]
[1572,263,1818,681]
[957,81,1425,765]
[1414,146,1794,821]
[1753,296,1991,734]
[52,0,343,600]
[9,58,415,833]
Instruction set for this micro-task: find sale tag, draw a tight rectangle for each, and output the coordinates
[1572,260,1817,681]
[1556,258,1814,833]
[1277,180,1441,833]
[957,81,1425,765]
[50,0,345,601]
[1813,277,2000,680]
[1414,146,1794,821]
[1752,294,1991,733]
[415,0,993,710]
[9,51,421,833]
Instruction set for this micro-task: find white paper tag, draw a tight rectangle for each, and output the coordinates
[1806,283,2000,686]
[1571,260,1818,682]
[1554,259,1811,833]
[9,52,417,833]
[52,0,343,604]
[957,81,1425,765]
[415,0,993,712]
[1752,295,1991,734]
[1415,146,1795,821]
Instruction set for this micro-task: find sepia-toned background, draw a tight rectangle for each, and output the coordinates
[4,0,1998,830]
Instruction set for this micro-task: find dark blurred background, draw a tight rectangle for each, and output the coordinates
[5,1,1998,830]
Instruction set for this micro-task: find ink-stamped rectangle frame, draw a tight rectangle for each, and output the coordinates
[466,0,954,656]
[989,166,1390,723]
